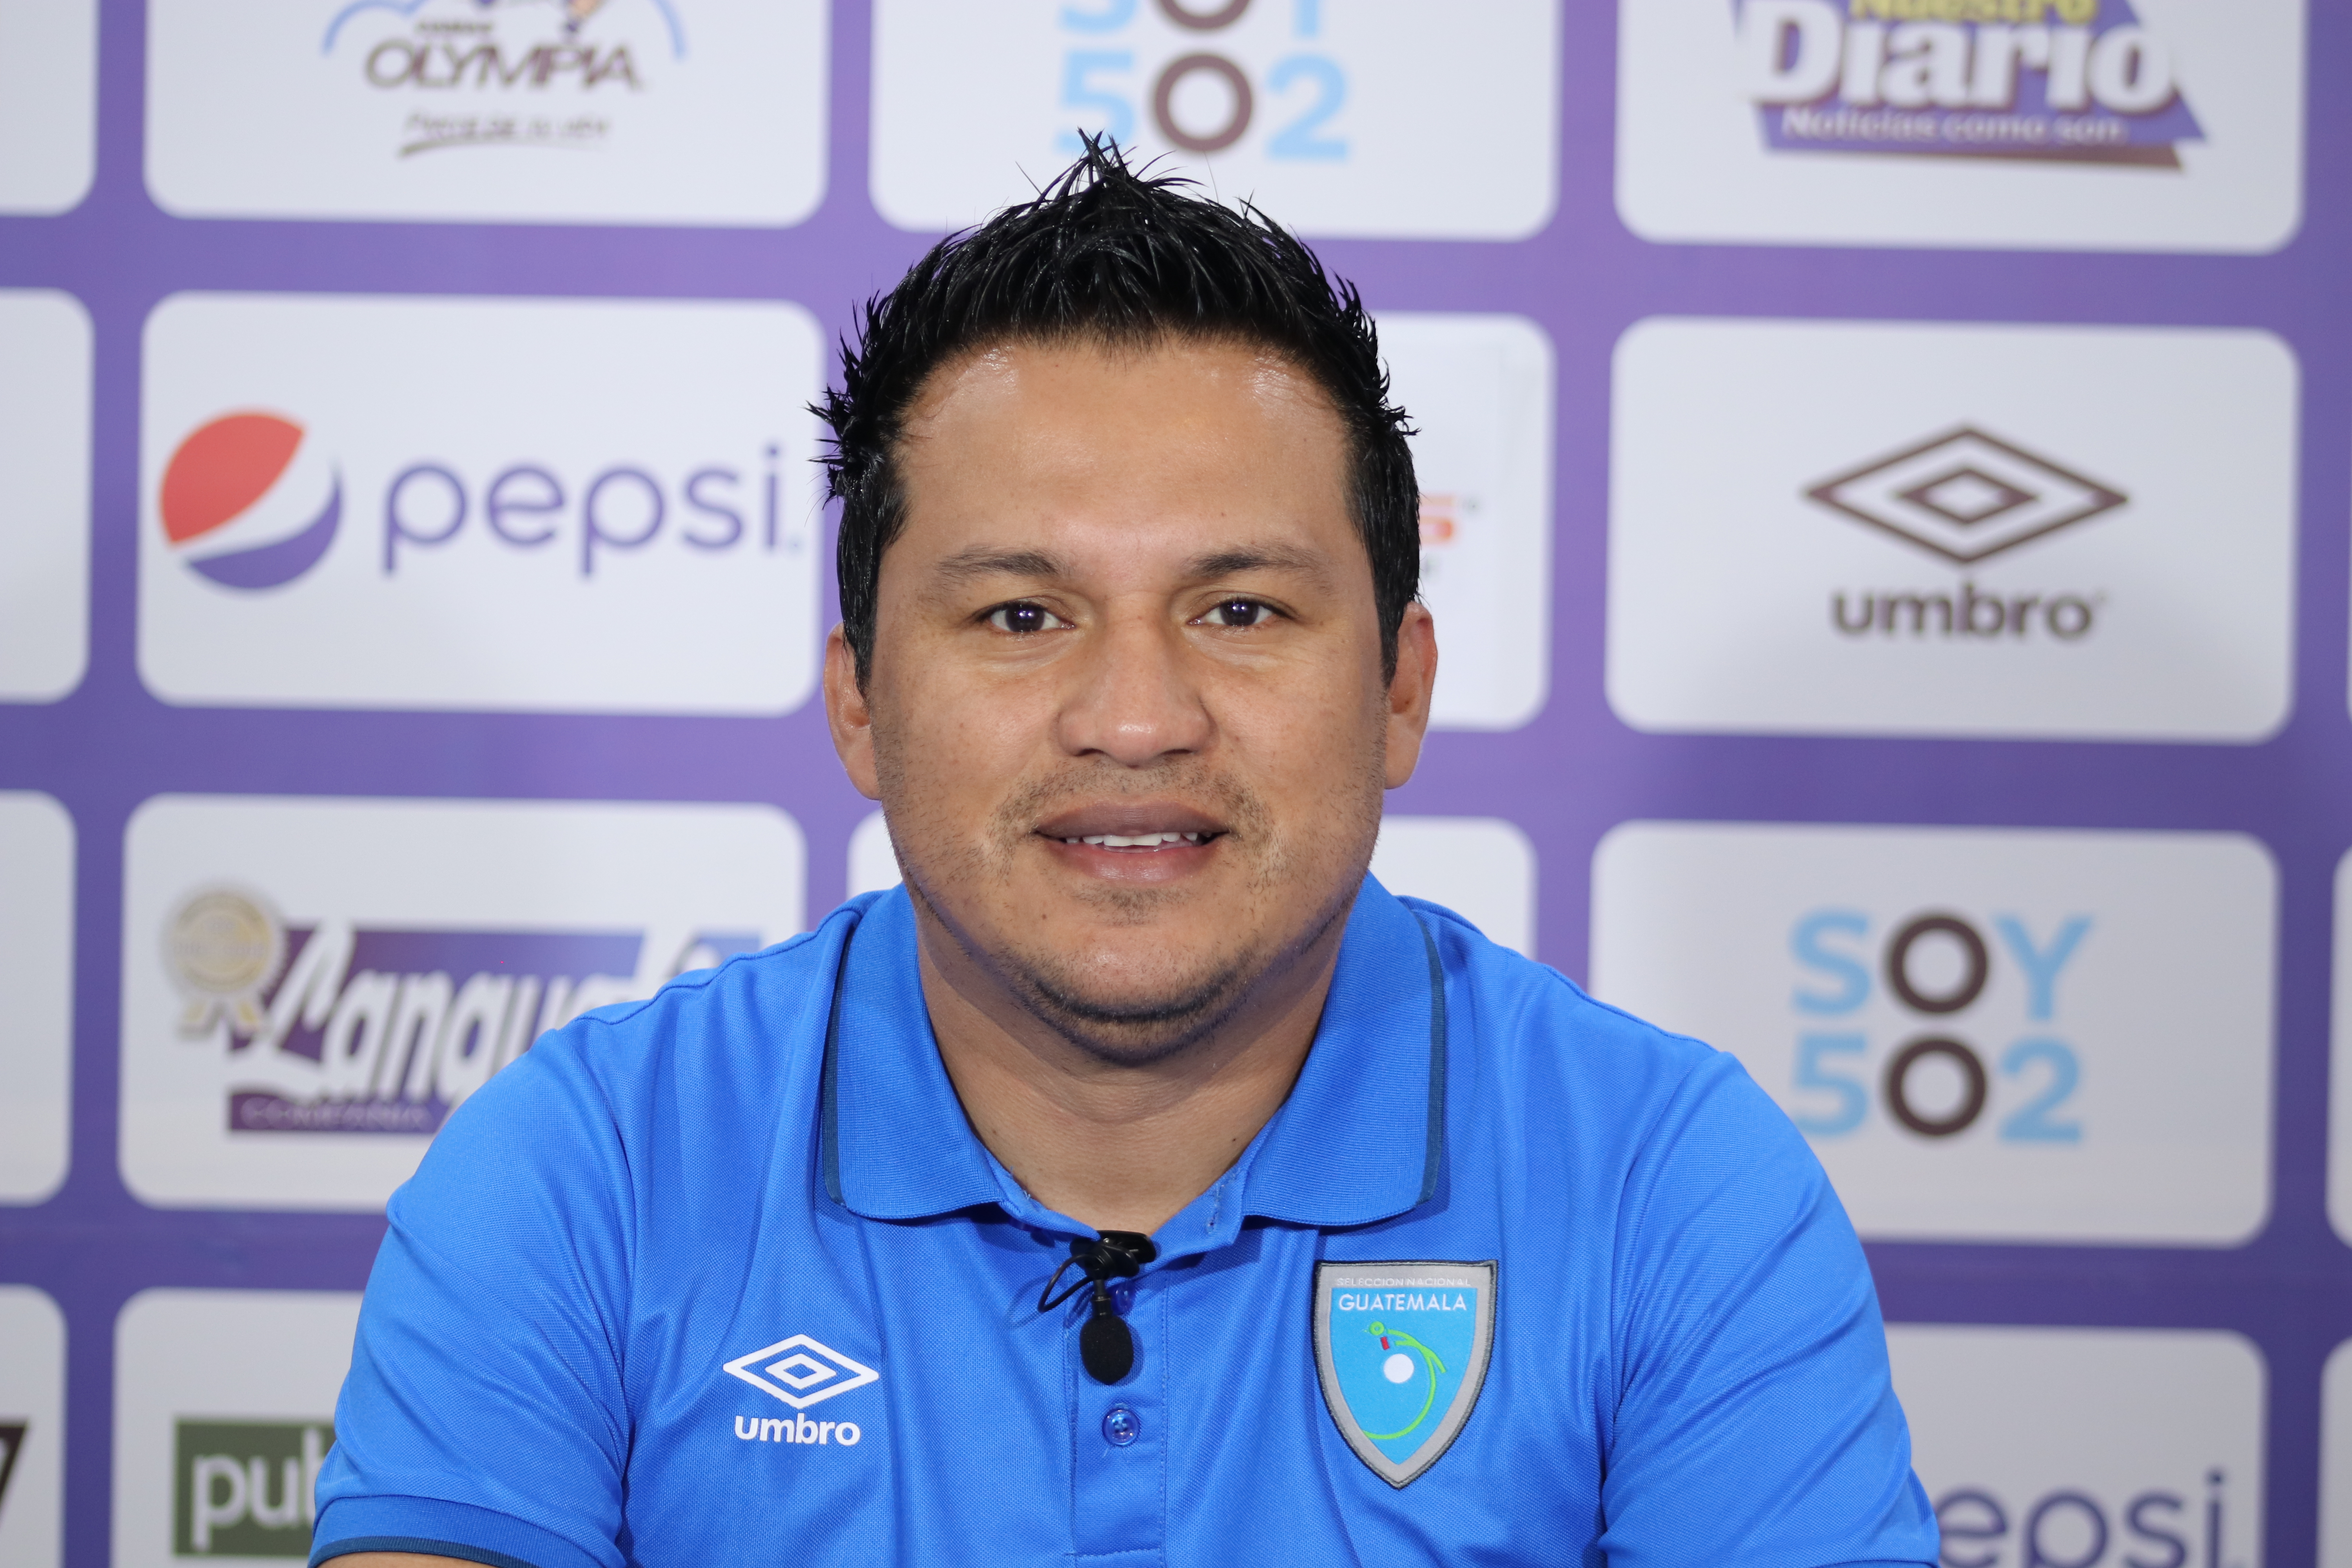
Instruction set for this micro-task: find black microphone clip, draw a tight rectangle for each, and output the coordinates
[1038,1230,1158,1384]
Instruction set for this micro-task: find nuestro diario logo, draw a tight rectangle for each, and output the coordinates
[173,1419,332,1558]
[323,0,686,157]
[164,883,758,1136]
[1806,425,2126,642]
[1738,0,2203,167]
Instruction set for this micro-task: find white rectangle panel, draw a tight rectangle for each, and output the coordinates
[0,792,73,1204]
[113,1290,360,1568]
[0,291,91,702]
[871,0,1557,239]
[1590,821,2274,1244]
[1609,318,2296,741]
[1618,0,2305,252]
[145,0,826,226]
[1889,1326,2265,1568]
[120,795,805,1212]
[0,1287,64,1568]
[139,293,824,716]
[1381,314,1554,732]
[0,0,95,214]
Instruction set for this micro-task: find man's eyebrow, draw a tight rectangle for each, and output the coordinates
[1186,544,1334,581]
[929,547,1068,586]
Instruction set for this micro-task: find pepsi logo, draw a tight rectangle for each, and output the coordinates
[160,412,341,591]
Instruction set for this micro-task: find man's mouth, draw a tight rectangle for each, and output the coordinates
[1034,804,1230,858]
[1054,831,1216,849]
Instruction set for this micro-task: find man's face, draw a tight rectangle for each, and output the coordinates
[825,335,1436,1063]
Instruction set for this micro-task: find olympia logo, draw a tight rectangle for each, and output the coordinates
[321,0,689,155]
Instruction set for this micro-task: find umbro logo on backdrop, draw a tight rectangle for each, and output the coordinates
[1806,425,2123,642]
[1807,426,2128,566]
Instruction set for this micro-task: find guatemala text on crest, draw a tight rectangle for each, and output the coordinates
[1313,1260,1495,1487]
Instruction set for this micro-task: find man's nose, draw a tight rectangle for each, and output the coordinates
[1053,606,1214,766]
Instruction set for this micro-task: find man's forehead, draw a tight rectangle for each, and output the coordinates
[885,336,1358,581]
[902,332,1337,434]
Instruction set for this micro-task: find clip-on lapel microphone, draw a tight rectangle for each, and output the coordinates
[1038,1230,1158,1383]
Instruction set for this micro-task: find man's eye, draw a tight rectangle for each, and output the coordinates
[986,602,1068,634]
[1200,599,1273,628]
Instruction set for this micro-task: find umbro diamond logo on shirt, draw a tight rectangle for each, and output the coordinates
[721,1335,880,1409]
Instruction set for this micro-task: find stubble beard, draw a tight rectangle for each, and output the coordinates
[876,731,1386,1067]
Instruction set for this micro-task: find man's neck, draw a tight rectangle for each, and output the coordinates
[909,900,1346,1236]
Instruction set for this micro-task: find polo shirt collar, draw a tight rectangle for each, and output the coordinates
[822,877,1445,1240]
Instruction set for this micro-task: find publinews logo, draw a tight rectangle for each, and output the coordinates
[1738,0,2203,166]
[156,408,790,593]
[164,884,757,1135]
[173,1420,331,1559]
[1806,425,2124,643]
[325,0,684,156]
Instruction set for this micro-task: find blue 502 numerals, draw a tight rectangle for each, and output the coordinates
[1054,0,1348,162]
[1788,909,2089,1143]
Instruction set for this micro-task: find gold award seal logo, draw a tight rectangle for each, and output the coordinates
[165,888,287,1038]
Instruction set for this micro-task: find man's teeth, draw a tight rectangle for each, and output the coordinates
[1062,831,1210,848]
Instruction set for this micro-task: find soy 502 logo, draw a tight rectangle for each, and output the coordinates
[1054,0,1348,162]
[1789,906,2089,1145]
[157,408,792,592]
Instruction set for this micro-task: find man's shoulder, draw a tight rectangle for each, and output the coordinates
[1403,893,1786,1173]
[1403,893,1718,1080]
[556,903,858,1068]
[420,897,870,1169]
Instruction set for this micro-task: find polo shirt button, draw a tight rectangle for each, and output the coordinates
[1101,1405,1141,1447]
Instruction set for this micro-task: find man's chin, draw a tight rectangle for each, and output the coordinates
[1007,949,1261,1065]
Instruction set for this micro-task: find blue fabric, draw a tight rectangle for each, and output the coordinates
[314,878,1938,1568]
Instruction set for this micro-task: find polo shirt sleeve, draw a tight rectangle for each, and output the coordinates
[310,1022,636,1568]
[1599,1049,1939,1568]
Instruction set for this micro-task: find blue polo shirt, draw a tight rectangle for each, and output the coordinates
[314,879,1936,1567]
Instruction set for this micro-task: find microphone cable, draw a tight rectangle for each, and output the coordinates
[1038,1230,1158,1383]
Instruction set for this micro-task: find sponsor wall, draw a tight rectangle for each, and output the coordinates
[0,1,2347,1563]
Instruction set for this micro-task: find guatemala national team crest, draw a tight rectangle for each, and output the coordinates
[1314,1261,1495,1488]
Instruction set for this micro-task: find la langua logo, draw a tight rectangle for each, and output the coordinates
[160,413,341,591]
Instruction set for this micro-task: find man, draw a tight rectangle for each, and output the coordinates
[314,144,1937,1567]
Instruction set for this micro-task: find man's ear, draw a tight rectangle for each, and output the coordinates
[1383,602,1438,790]
[824,625,883,802]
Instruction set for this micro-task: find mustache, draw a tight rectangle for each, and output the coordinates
[990,759,1271,846]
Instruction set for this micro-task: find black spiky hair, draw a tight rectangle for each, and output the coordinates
[814,136,1419,685]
